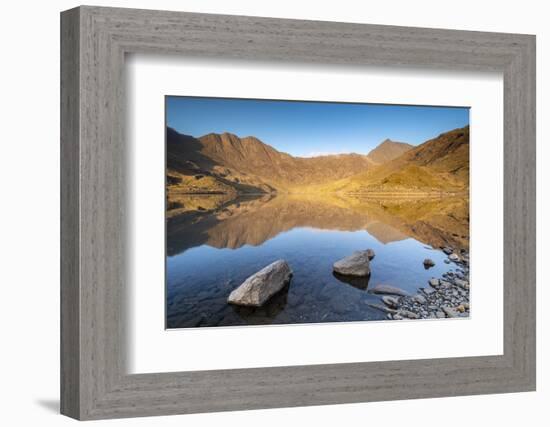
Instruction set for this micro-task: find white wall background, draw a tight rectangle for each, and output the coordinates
[0,0,546,425]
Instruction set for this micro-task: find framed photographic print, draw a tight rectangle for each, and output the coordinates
[61,6,536,420]
[165,96,471,328]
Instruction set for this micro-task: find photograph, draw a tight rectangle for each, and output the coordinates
[165,96,470,329]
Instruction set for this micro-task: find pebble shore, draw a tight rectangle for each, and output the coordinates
[368,247,470,320]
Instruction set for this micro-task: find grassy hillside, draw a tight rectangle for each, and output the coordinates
[319,126,469,195]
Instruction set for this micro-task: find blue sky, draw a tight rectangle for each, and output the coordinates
[166,96,469,157]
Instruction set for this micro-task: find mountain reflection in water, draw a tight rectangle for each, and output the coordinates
[166,194,469,328]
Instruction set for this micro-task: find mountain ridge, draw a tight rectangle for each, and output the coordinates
[166,126,468,200]
[167,128,378,193]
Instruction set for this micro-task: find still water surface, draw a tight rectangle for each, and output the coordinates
[166,194,468,328]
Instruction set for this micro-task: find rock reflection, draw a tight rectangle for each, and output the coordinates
[332,272,371,290]
[230,283,290,325]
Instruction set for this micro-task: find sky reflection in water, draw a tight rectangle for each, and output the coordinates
[166,195,468,329]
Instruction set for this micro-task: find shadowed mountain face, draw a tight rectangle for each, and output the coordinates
[167,128,276,197]
[167,128,376,197]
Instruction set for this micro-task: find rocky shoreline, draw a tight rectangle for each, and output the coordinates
[368,247,470,320]
[225,244,470,321]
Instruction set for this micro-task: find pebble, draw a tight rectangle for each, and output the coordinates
[439,280,452,289]
[454,278,468,289]
[379,249,470,321]
[399,310,420,319]
[442,306,459,318]
[413,294,427,304]
[367,302,397,314]
[382,295,400,308]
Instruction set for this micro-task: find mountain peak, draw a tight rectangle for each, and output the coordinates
[221,131,240,139]
[367,139,413,164]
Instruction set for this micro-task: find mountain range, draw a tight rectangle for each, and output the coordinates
[167,125,469,201]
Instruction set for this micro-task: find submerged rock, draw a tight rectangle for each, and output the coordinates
[332,299,352,314]
[332,271,370,290]
[370,284,411,297]
[227,260,292,307]
[333,250,371,277]
[423,258,435,268]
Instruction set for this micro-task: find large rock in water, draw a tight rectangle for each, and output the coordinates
[333,251,371,277]
[227,260,292,307]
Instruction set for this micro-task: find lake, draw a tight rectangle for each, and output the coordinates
[166,194,469,328]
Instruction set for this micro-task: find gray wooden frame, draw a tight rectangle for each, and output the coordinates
[60,5,536,420]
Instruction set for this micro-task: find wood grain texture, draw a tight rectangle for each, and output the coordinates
[60,6,536,420]
[60,7,80,419]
